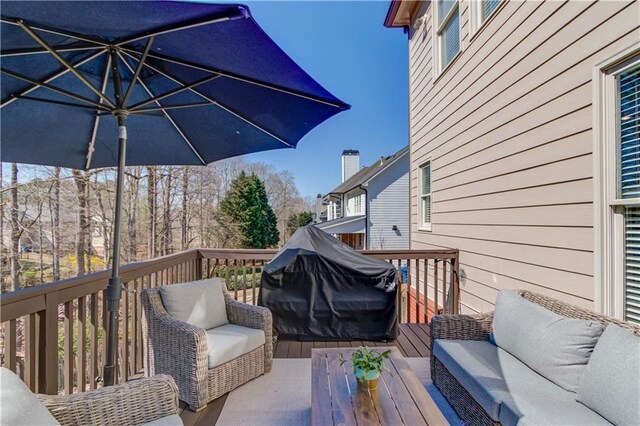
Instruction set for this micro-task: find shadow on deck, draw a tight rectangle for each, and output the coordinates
[179,323,431,425]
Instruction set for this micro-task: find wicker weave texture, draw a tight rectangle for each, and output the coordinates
[141,282,272,411]
[37,374,179,426]
[430,290,640,426]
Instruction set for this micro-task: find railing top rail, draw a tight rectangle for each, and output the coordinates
[0,249,200,305]
[0,247,459,308]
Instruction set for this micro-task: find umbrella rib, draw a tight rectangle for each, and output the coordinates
[114,9,247,47]
[1,67,112,111]
[116,52,207,165]
[14,94,107,111]
[120,47,348,110]
[17,20,116,108]
[122,37,154,107]
[131,101,214,113]
[1,45,102,57]
[1,18,108,47]
[85,55,113,170]
[1,49,106,108]
[121,50,294,148]
[128,74,221,111]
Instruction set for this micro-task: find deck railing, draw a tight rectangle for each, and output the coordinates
[0,247,458,395]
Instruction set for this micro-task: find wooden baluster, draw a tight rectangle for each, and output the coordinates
[89,293,98,390]
[101,290,109,384]
[252,261,257,305]
[233,259,239,301]
[77,296,86,392]
[423,259,429,323]
[406,258,412,324]
[24,313,36,391]
[64,301,74,394]
[132,278,139,375]
[443,259,448,314]
[206,258,211,278]
[434,259,439,317]
[415,259,421,324]
[3,320,17,371]
[242,260,247,303]
[43,293,59,395]
[123,282,129,382]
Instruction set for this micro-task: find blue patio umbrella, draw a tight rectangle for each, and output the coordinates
[0,1,349,386]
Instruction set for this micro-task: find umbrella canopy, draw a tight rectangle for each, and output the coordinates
[1,1,349,387]
[1,1,349,168]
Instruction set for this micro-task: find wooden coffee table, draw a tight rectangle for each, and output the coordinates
[311,347,448,425]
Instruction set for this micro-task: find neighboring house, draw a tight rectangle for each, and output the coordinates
[385,0,639,324]
[315,147,410,250]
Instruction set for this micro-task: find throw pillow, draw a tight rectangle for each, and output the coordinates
[160,278,228,330]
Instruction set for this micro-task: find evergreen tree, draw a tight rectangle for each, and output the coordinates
[286,211,314,237]
[219,172,279,248]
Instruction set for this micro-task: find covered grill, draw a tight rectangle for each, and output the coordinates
[258,225,398,341]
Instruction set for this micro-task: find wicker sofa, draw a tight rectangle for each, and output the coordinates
[1,367,181,426]
[141,280,272,412]
[430,290,640,426]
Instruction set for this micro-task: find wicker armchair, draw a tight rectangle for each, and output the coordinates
[430,290,640,426]
[141,285,273,412]
[38,375,180,426]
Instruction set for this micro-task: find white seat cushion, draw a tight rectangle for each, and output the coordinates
[205,324,266,369]
[0,367,61,425]
[160,278,228,330]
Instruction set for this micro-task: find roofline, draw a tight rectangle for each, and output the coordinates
[362,147,409,184]
[325,146,409,196]
[384,0,422,28]
[315,215,365,230]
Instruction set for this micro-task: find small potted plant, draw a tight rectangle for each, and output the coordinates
[342,347,390,391]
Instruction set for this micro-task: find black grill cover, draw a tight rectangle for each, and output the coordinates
[258,225,398,341]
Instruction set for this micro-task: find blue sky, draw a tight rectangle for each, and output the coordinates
[241,1,408,197]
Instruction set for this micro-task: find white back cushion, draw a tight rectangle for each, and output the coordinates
[491,290,604,393]
[0,367,60,425]
[160,278,228,330]
[577,324,640,426]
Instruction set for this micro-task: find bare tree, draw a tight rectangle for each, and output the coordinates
[147,166,157,259]
[72,170,87,275]
[181,166,189,250]
[10,163,20,290]
[50,167,61,281]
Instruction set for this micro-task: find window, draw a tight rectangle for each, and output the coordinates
[595,50,640,324]
[619,64,640,324]
[419,162,432,230]
[434,0,460,75]
[470,0,500,36]
[354,194,362,215]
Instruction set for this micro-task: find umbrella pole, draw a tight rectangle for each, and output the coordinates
[103,113,127,387]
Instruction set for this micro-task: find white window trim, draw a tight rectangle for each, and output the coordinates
[418,160,432,232]
[433,0,461,79]
[469,0,501,39]
[593,42,640,318]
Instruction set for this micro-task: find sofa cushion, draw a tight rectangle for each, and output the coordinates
[433,340,610,426]
[0,367,61,425]
[141,414,184,426]
[491,289,604,392]
[577,324,640,426]
[160,278,228,330]
[205,324,265,369]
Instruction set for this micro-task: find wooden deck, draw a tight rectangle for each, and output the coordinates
[179,323,431,425]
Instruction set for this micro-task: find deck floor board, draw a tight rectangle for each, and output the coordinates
[181,323,430,425]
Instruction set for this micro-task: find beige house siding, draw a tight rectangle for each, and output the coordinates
[407,0,640,313]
